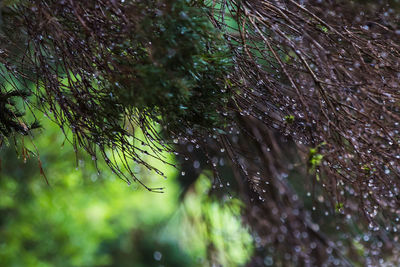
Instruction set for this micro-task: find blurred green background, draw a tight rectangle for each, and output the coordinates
[0,116,253,267]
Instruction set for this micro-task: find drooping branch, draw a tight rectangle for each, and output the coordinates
[0,0,233,190]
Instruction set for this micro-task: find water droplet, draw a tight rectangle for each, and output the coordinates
[193,161,200,169]
[264,256,273,266]
[153,251,162,261]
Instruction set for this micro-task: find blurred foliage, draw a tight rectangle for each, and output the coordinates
[0,117,253,266]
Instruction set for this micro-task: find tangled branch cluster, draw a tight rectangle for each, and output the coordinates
[227,0,400,223]
[206,0,400,264]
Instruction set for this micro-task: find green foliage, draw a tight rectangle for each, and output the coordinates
[284,115,295,123]
[0,86,39,141]
[109,0,232,131]
[335,202,344,213]
[0,117,252,266]
[316,24,329,33]
[182,174,254,266]
[308,142,326,174]
[309,150,323,169]
[0,0,21,8]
